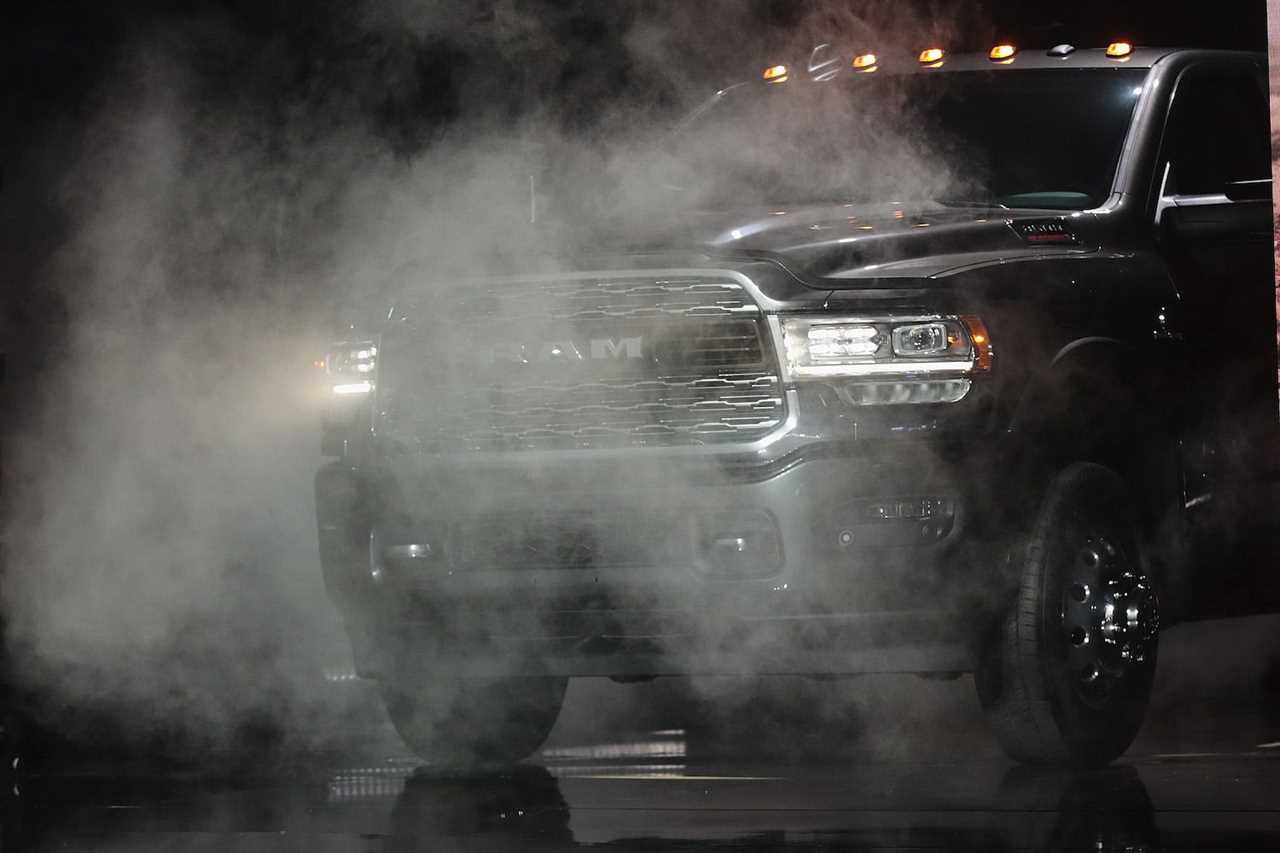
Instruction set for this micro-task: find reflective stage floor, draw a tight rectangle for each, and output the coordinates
[5,615,1280,851]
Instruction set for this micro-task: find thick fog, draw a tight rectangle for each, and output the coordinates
[0,0,1058,755]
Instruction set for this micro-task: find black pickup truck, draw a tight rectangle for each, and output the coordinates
[315,46,1280,768]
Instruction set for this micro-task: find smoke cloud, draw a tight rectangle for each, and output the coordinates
[2,0,996,756]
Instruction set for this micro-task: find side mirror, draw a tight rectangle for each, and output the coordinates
[1155,161,1272,226]
[1224,178,1272,202]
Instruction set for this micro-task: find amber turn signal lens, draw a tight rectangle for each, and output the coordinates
[918,48,945,64]
[961,315,994,373]
[763,64,788,82]
[989,44,1016,61]
[1106,41,1133,58]
[852,53,878,70]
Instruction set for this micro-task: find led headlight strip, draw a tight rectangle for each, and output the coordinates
[775,315,991,404]
[325,341,377,395]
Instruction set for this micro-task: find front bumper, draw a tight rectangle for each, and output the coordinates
[316,435,1000,678]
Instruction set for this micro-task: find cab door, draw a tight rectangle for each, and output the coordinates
[1154,59,1280,616]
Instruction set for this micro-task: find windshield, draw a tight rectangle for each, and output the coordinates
[663,68,1148,211]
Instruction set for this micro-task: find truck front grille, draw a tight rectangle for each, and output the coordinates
[378,273,786,452]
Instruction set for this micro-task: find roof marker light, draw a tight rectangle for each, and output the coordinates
[1047,44,1076,57]
[852,53,878,71]
[763,64,789,83]
[989,44,1017,61]
[1106,42,1133,58]
[918,48,945,65]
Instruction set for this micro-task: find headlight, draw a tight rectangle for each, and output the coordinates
[892,322,960,357]
[777,315,991,404]
[324,341,377,395]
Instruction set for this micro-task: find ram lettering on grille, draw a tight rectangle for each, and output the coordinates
[380,275,787,451]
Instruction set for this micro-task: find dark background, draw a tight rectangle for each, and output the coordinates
[3,1,1270,154]
[1,0,1269,332]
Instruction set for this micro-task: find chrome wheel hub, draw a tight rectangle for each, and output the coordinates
[1062,534,1159,706]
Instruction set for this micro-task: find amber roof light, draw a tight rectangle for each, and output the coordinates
[852,53,878,71]
[989,44,1017,61]
[918,47,945,65]
[762,64,789,82]
[1106,42,1134,58]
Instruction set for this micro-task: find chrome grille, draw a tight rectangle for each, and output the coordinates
[450,276,762,322]
[379,273,786,452]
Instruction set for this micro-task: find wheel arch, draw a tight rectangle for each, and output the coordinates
[1002,336,1189,620]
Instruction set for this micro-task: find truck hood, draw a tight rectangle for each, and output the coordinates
[598,200,1098,284]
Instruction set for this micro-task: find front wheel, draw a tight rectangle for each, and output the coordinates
[976,463,1160,767]
[382,674,567,771]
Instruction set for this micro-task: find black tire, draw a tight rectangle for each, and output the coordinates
[976,463,1160,767]
[382,675,567,771]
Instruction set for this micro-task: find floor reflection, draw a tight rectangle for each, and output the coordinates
[391,766,572,850]
[2,745,1278,851]
[381,759,1163,851]
[140,713,1270,853]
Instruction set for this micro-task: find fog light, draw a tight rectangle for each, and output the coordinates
[384,543,432,561]
[371,525,443,581]
[696,511,782,579]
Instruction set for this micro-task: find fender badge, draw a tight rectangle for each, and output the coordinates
[1010,218,1081,245]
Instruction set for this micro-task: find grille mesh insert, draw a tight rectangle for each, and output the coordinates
[380,274,786,451]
